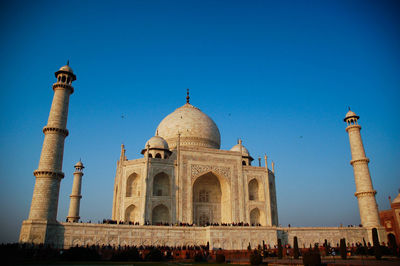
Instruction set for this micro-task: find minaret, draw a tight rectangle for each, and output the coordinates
[120,144,126,161]
[28,63,76,222]
[344,109,380,227]
[67,161,84,222]
[264,154,268,169]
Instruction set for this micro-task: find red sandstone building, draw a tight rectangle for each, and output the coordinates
[379,191,400,245]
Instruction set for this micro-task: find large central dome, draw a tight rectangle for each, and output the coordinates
[156,103,221,149]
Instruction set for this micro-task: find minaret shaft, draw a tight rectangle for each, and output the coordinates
[36,89,70,170]
[47,88,70,129]
[71,173,83,195]
[345,114,380,228]
[38,132,67,171]
[27,66,75,222]
[67,164,84,222]
[348,127,367,159]
[29,177,62,221]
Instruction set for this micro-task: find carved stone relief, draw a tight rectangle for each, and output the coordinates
[190,164,231,182]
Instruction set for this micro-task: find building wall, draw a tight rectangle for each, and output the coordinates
[379,200,400,245]
[278,227,386,247]
[145,159,175,223]
[20,221,385,250]
[112,146,277,226]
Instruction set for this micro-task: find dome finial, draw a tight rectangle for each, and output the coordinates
[348,106,351,111]
[74,160,84,169]
[186,88,190,104]
[67,60,69,66]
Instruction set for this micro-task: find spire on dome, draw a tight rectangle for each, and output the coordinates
[155,96,221,149]
[186,88,190,104]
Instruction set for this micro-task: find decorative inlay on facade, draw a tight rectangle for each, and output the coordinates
[151,168,173,177]
[247,175,262,183]
[190,164,231,181]
[167,137,220,149]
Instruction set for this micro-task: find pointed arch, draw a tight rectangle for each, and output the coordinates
[250,208,260,225]
[152,204,170,224]
[153,172,170,196]
[125,204,138,222]
[248,178,259,201]
[192,171,231,224]
[126,173,139,197]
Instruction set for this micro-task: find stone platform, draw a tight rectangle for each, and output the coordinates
[19,220,386,250]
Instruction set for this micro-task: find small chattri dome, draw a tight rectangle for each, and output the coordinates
[55,62,76,80]
[59,64,74,74]
[230,142,250,157]
[145,136,169,150]
[392,191,400,204]
[344,109,360,122]
[75,160,84,168]
[345,110,357,118]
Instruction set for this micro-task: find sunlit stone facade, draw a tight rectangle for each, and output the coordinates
[112,101,278,227]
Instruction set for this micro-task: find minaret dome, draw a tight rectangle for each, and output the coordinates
[55,62,76,85]
[75,160,84,171]
[344,109,360,125]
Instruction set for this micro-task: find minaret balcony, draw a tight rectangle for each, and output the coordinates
[52,83,74,94]
[33,170,64,179]
[42,126,69,137]
[350,158,370,165]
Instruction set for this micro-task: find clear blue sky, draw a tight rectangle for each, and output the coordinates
[0,0,399,243]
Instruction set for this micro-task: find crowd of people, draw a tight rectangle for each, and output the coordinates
[70,219,361,229]
[1,239,399,264]
[100,219,261,227]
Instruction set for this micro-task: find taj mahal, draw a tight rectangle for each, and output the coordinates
[19,63,387,249]
[112,90,278,227]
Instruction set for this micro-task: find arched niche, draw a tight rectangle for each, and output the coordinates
[125,204,138,222]
[248,178,264,201]
[126,173,139,197]
[250,208,260,225]
[153,172,170,196]
[192,171,231,224]
[387,233,396,248]
[152,204,170,224]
